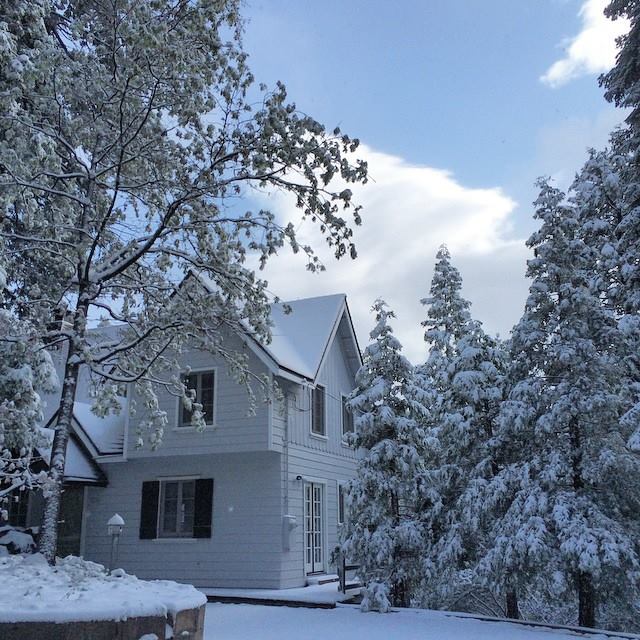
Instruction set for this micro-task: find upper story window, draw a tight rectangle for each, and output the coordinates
[180,371,215,427]
[341,395,354,439]
[311,385,326,436]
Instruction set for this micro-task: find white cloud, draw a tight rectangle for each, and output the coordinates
[252,145,530,363]
[541,0,628,88]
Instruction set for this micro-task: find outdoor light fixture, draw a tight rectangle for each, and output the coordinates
[107,513,125,572]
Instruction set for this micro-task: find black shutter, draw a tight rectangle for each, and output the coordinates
[193,478,214,538]
[139,481,159,539]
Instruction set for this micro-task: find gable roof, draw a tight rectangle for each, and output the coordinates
[266,294,346,380]
[243,293,361,384]
[194,273,362,384]
[37,427,108,486]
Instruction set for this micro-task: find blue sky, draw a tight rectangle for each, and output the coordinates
[241,0,628,361]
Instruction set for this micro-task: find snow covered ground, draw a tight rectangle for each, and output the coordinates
[0,553,205,623]
[203,602,627,640]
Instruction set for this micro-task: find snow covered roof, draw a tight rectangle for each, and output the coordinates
[37,429,107,486]
[73,401,126,456]
[195,272,362,383]
[265,294,347,380]
[248,293,362,382]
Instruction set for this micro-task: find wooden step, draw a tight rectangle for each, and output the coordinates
[306,573,339,586]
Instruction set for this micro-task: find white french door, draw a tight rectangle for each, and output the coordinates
[304,482,325,574]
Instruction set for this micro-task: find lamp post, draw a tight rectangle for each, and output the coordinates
[107,513,125,573]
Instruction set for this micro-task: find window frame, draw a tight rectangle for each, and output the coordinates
[337,483,346,525]
[158,478,196,538]
[177,368,217,429]
[341,394,355,440]
[311,384,327,438]
[5,488,29,528]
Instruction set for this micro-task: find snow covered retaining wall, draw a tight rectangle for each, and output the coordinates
[0,554,206,640]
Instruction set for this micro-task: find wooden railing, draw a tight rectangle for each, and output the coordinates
[336,550,360,594]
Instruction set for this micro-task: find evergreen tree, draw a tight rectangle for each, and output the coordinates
[479,179,640,629]
[599,0,640,448]
[341,300,432,612]
[418,247,512,616]
[600,0,640,131]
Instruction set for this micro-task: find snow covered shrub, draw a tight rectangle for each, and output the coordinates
[0,525,37,554]
[361,581,392,613]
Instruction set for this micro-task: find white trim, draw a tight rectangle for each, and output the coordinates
[156,474,201,481]
[95,454,128,463]
[175,367,218,429]
[303,479,328,575]
[151,538,201,543]
[122,384,131,461]
[267,372,274,451]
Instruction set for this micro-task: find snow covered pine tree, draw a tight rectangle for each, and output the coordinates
[341,300,432,611]
[598,0,640,463]
[0,0,367,563]
[417,246,513,617]
[479,179,640,629]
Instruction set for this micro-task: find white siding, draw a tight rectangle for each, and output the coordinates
[127,333,272,458]
[84,451,283,588]
[277,331,358,587]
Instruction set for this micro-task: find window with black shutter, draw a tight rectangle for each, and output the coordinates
[139,478,213,540]
[311,385,326,436]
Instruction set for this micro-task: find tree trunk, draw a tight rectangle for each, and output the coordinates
[39,301,88,565]
[505,589,520,619]
[391,579,410,608]
[39,354,81,564]
[578,571,596,628]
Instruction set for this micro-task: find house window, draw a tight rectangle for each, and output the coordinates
[6,489,29,528]
[180,371,215,426]
[159,480,195,538]
[311,385,326,436]
[341,395,354,438]
[139,478,214,540]
[338,484,346,525]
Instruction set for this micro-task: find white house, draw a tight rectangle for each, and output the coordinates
[8,293,361,589]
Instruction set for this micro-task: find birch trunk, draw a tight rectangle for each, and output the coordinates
[39,301,88,565]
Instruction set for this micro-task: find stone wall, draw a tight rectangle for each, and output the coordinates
[0,604,205,640]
